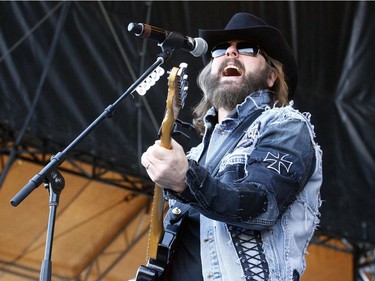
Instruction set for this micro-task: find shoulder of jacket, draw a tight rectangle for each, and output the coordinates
[259,102,312,122]
[257,102,317,139]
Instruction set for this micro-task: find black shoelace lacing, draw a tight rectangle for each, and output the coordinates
[228,225,270,281]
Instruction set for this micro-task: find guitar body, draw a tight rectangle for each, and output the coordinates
[136,264,163,281]
[133,63,189,281]
[135,217,185,281]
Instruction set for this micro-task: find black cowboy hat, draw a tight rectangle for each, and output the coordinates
[199,12,298,96]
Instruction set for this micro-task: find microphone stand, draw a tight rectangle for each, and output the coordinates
[10,49,173,281]
[39,169,64,281]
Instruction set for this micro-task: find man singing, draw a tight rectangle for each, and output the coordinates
[141,12,322,281]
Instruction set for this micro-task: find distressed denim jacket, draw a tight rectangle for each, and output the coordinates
[167,90,322,281]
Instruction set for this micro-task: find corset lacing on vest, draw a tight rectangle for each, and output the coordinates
[228,225,270,281]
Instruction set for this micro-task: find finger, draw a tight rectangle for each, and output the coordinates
[170,138,183,150]
[140,153,147,168]
[141,152,153,169]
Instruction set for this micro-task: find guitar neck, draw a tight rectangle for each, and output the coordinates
[148,184,164,260]
[145,63,188,264]
[148,125,172,260]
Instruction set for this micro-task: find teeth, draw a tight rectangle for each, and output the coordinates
[223,65,242,76]
[225,65,239,70]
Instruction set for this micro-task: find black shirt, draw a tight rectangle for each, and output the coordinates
[169,207,203,281]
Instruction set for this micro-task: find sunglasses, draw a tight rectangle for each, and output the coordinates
[211,42,261,58]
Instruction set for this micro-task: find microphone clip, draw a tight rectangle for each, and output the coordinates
[159,31,192,52]
[155,32,187,61]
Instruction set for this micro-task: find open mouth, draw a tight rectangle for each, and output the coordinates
[223,65,242,77]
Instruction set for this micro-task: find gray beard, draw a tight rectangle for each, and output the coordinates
[204,60,270,111]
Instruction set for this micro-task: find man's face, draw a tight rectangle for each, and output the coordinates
[211,40,269,82]
[203,40,276,111]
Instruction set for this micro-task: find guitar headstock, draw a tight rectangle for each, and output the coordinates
[159,63,188,148]
[166,62,189,120]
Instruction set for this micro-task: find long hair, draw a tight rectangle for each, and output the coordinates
[192,56,290,135]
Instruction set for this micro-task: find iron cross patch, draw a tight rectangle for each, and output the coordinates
[263,152,293,174]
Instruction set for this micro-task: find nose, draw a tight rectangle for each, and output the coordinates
[226,42,239,58]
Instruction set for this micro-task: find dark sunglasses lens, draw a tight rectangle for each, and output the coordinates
[237,43,259,56]
[211,42,230,58]
[211,42,259,58]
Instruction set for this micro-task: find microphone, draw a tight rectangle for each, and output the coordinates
[128,22,208,57]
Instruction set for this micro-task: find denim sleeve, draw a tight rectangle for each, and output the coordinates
[245,119,315,215]
[177,118,315,230]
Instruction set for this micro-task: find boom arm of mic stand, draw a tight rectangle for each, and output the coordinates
[10,52,170,207]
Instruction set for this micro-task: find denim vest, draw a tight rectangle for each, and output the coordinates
[168,90,322,281]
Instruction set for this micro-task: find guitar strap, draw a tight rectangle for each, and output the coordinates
[203,109,263,176]
[168,109,264,224]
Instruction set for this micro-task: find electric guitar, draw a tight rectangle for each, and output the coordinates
[133,63,189,281]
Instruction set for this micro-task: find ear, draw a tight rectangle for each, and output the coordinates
[267,69,277,88]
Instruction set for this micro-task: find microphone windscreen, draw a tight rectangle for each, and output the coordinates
[191,37,208,57]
